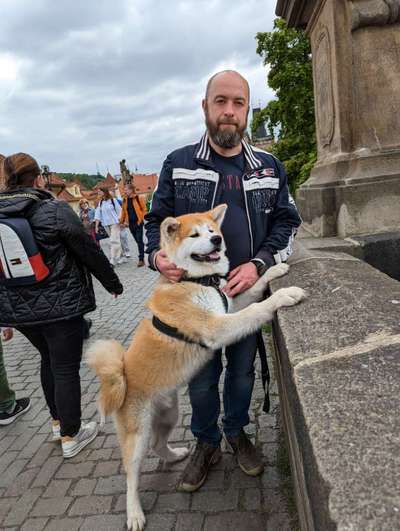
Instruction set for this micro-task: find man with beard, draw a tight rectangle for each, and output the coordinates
[145,70,301,491]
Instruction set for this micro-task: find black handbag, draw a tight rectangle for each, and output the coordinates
[95,223,109,241]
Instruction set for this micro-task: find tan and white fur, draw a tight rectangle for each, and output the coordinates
[87,204,305,531]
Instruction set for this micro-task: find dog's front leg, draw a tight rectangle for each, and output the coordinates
[205,285,305,350]
[230,263,290,312]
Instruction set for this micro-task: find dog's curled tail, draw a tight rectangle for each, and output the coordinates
[86,340,126,423]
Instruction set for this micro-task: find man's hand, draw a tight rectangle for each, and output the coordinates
[223,261,259,297]
[2,328,13,342]
[155,250,184,282]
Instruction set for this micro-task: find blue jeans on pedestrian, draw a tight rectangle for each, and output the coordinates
[188,333,258,446]
[129,222,145,261]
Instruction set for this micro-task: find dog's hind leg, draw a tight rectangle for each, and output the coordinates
[151,390,189,463]
[117,409,151,531]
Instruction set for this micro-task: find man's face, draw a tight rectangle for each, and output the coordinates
[203,73,249,149]
[125,186,133,197]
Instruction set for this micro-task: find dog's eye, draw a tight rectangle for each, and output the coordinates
[208,229,214,233]
[190,233,199,238]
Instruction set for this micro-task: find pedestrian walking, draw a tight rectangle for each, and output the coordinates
[94,188,125,266]
[78,198,97,244]
[145,70,301,491]
[0,328,31,425]
[0,153,123,457]
[119,183,147,267]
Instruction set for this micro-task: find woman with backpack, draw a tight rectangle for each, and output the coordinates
[0,153,123,458]
[94,188,125,266]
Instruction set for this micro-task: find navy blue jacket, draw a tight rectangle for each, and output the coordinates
[145,133,301,269]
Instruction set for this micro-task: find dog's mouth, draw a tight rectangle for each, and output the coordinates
[190,249,221,262]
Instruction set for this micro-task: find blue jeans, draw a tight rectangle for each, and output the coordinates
[189,333,258,446]
[129,223,145,261]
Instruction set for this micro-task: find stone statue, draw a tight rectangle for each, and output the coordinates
[119,159,132,184]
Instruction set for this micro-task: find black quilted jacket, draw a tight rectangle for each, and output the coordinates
[0,188,123,326]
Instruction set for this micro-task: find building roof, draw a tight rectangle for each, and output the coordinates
[48,173,66,186]
[57,189,77,202]
[131,173,158,194]
[93,172,118,190]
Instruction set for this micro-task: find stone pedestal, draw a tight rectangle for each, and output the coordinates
[276,0,400,237]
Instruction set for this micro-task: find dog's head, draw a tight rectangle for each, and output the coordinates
[160,204,229,277]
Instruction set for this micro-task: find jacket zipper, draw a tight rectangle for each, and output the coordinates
[241,174,254,256]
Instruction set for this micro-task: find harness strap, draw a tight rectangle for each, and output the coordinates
[184,274,229,312]
[256,330,270,413]
[152,316,209,349]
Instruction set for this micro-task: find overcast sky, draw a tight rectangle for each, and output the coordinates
[0,0,278,176]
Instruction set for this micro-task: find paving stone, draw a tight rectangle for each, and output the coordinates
[115,491,157,513]
[191,488,239,512]
[32,457,63,487]
[56,462,94,479]
[71,478,97,496]
[242,487,262,511]
[43,479,72,498]
[266,510,293,530]
[94,474,125,495]
[175,512,205,531]
[3,488,42,526]
[92,460,120,477]
[44,517,84,531]
[140,472,181,492]
[80,513,126,531]
[31,497,73,517]
[203,511,265,531]
[69,495,113,515]
[261,467,282,490]
[87,448,113,461]
[144,513,176,531]
[0,459,29,487]
[20,517,49,530]
[4,467,40,496]
[154,492,190,512]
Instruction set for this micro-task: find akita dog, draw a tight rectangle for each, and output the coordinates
[87,204,305,531]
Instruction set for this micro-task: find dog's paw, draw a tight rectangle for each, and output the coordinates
[272,286,307,308]
[167,446,190,463]
[263,263,289,283]
[127,509,146,531]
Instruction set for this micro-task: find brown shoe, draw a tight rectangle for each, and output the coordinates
[137,260,145,267]
[225,429,264,476]
[177,440,221,492]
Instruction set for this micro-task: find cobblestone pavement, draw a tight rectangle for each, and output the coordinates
[0,241,295,530]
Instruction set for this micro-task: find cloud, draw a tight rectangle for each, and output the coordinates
[0,0,277,174]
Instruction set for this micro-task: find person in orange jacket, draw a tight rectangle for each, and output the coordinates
[119,183,147,267]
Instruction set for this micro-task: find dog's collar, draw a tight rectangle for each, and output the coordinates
[183,273,223,288]
[183,274,229,312]
[152,316,209,349]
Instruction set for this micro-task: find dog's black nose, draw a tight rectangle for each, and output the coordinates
[210,235,222,246]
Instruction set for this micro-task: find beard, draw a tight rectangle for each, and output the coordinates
[205,108,247,149]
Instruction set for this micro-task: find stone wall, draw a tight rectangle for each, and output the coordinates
[270,242,400,530]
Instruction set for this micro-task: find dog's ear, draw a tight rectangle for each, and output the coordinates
[161,217,181,239]
[209,204,227,227]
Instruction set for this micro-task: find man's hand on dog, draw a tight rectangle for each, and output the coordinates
[224,261,259,297]
[155,250,185,282]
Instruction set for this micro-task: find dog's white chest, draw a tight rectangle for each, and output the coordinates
[192,286,229,314]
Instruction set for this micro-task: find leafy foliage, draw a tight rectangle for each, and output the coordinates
[254,19,316,192]
[57,173,105,190]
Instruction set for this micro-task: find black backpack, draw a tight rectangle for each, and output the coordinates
[0,214,50,286]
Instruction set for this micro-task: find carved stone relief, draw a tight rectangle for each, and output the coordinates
[313,27,335,148]
[350,0,400,30]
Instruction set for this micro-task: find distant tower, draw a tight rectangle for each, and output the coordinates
[252,107,268,141]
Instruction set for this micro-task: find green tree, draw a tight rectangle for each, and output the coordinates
[57,173,105,190]
[254,18,316,192]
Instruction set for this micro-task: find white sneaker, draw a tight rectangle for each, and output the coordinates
[117,257,127,264]
[52,421,61,441]
[62,421,98,458]
[124,254,131,258]
[110,258,116,266]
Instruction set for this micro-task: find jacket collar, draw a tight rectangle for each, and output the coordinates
[195,132,263,170]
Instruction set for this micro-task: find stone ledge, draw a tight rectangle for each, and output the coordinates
[270,242,400,530]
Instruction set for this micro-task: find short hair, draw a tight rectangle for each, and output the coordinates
[205,70,250,102]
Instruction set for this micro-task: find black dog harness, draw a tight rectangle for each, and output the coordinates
[151,274,228,348]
